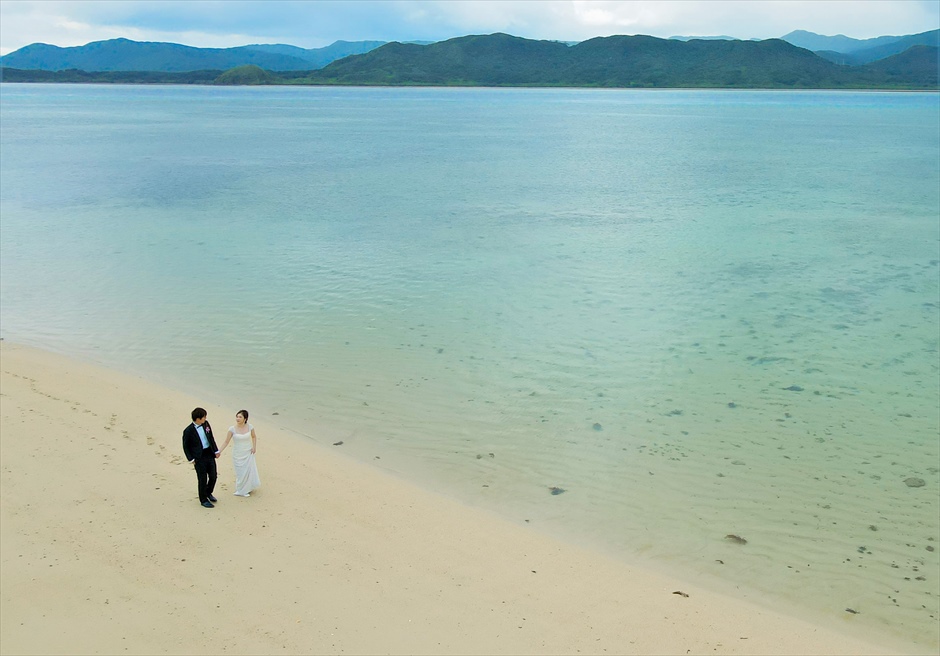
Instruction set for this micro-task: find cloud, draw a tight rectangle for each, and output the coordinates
[2,0,938,56]
[375,1,940,41]
[0,1,317,54]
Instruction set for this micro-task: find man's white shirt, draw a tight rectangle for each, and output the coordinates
[195,422,210,449]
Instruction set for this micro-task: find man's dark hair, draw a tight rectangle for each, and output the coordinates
[192,407,207,421]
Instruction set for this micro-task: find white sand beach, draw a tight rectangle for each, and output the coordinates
[0,341,923,655]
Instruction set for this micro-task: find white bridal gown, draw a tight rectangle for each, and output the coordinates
[229,424,261,496]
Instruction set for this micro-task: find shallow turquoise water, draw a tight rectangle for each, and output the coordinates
[1,85,938,648]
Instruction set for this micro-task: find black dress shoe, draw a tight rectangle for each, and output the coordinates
[207,494,218,503]
[201,501,214,508]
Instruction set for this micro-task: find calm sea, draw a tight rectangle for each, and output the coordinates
[2,84,938,648]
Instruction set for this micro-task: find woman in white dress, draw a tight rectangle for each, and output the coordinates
[219,409,261,497]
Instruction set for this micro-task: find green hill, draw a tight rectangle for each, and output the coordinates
[558,36,841,87]
[301,34,571,86]
[297,33,937,89]
[852,45,940,88]
[215,64,274,85]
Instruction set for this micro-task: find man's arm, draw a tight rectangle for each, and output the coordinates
[182,427,195,463]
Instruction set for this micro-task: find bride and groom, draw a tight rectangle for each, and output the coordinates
[182,407,261,508]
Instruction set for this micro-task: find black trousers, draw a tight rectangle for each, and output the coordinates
[193,449,218,502]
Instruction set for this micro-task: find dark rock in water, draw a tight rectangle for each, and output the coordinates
[869,525,878,531]
[727,402,737,408]
[272,412,279,415]
[724,534,747,545]
[754,356,787,365]
[927,545,935,552]
[845,608,859,614]
[549,486,566,495]
[667,409,683,416]
[783,385,804,392]
[592,423,603,431]
[332,441,344,446]
[904,477,926,487]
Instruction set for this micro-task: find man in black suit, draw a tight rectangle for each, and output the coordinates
[182,407,220,508]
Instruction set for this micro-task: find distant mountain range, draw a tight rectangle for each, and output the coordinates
[781,29,940,65]
[1,31,937,89]
[2,30,938,73]
[781,29,937,53]
[0,38,399,72]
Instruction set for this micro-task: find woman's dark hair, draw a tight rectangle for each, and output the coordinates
[192,407,207,421]
[237,409,249,420]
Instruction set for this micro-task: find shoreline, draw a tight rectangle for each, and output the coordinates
[1,79,938,92]
[0,341,925,655]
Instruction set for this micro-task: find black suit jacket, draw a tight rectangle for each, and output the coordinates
[182,421,219,462]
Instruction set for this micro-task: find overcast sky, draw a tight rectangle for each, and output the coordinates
[1,0,938,56]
